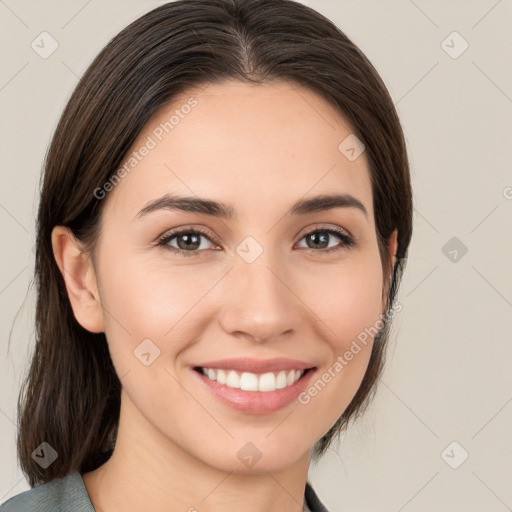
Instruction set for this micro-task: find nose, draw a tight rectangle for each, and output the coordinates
[218,254,304,343]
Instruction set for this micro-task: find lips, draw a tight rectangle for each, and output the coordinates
[190,357,318,414]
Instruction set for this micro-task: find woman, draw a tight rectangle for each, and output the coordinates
[1,0,412,510]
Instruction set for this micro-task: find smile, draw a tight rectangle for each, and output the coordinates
[191,357,317,414]
[196,367,307,392]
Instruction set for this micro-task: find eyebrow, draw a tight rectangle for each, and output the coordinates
[135,193,368,221]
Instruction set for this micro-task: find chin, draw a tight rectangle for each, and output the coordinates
[192,435,312,475]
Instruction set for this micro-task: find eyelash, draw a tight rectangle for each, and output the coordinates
[156,225,355,257]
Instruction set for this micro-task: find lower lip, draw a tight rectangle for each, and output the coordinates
[191,367,317,415]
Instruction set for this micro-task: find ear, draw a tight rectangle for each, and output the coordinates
[381,228,398,314]
[389,228,398,269]
[51,226,105,333]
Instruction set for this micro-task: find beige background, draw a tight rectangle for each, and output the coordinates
[1,1,511,510]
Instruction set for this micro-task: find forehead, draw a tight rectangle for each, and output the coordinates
[102,79,374,223]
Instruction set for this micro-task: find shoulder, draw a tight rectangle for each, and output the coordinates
[0,472,94,512]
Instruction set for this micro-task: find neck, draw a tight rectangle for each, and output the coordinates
[82,390,311,512]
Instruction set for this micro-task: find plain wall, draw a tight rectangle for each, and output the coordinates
[1,1,511,510]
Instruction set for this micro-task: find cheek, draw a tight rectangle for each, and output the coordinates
[95,249,226,371]
[298,251,384,349]
[94,255,215,432]
[292,254,384,422]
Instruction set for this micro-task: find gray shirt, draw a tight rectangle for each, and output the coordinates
[0,472,329,511]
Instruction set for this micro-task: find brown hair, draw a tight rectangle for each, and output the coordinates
[16,0,412,486]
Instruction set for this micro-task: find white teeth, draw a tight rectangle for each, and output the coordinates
[240,372,259,391]
[276,370,288,389]
[200,367,305,391]
[258,372,276,391]
[216,369,227,385]
[226,370,240,388]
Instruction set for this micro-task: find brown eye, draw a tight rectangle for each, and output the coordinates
[157,228,218,256]
[296,227,354,253]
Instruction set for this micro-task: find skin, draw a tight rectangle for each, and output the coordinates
[52,79,398,512]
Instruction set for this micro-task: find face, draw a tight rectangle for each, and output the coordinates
[81,80,390,473]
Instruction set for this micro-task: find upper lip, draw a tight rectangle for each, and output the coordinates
[194,357,316,374]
